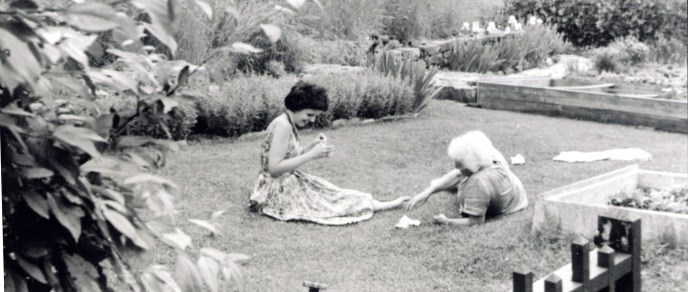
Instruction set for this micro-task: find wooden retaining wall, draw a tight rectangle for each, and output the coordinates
[476,81,688,133]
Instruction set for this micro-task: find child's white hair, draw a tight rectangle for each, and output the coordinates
[447,130,507,173]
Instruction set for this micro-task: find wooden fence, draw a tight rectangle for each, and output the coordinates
[513,216,641,292]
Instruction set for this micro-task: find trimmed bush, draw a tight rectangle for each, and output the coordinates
[193,71,415,137]
[301,38,369,66]
[309,71,415,120]
[502,0,687,47]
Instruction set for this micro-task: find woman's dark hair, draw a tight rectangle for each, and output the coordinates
[284,81,329,112]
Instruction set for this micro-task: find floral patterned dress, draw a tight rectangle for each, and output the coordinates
[249,114,375,225]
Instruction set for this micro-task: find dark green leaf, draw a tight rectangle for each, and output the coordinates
[16,255,47,284]
[63,253,101,291]
[47,194,83,242]
[64,2,120,32]
[20,241,49,259]
[46,146,80,185]
[5,269,29,292]
[23,190,50,219]
[9,0,38,9]
[103,209,149,249]
[53,125,105,158]
[132,0,177,55]
[44,73,93,98]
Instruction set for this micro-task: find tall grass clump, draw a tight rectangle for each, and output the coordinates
[371,51,441,113]
[295,0,384,40]
[448,26,571,73]
[300,38,369,66]
[649,35,688,65]
[173,0,307,77]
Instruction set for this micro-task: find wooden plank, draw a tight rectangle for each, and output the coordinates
[544,274,563,292]
[597,245,616,292]
[554,83,616,90]
[476,95,688,133]
[477,82,687,119]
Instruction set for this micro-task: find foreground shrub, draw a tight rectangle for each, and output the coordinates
[502,0,687,47]
[95,95,198,141]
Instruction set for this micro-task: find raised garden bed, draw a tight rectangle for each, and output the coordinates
[532,165,688,246]
[476,77,688,133]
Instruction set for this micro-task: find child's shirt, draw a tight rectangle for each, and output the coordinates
[457,163,528,218]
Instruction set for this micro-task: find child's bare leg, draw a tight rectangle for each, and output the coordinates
[372,196,411,211]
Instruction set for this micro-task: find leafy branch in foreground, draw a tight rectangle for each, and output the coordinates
[0,0,311,290]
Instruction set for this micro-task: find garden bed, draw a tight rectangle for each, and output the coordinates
[476,76,688,133]
[532,165,688,246]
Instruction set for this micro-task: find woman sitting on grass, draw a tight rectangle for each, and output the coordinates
[249,81,410,225]
[407,130,528,226]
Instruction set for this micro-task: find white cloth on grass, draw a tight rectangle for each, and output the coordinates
[395,215,421,229]
[553,148,651,163]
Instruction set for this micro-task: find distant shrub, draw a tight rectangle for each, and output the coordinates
[502,0,687,47]
[381,0,427,43]
[302,38,368,66]
[295,0,384,40]
[649,35,688,65]
[234,30,308,74]
[592,36,652,73]
[448,26,570,73]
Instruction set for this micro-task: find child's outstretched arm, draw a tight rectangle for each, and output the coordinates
[432,213,485,226]
[407,169,463,211]
[267,123,332,177]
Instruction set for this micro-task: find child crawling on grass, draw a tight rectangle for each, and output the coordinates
[407,130,528,226]
[249,81,410,225]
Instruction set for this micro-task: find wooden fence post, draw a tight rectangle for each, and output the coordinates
[571,237,590,291]
[544,274,562,292]
[597,244,616,292]
[303,281,327,292]
[615,219,642,292]
[512,267,534,292]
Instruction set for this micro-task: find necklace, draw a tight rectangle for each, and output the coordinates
[284,112,301,142]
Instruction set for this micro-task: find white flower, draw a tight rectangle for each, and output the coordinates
[508,15,518,25]
[527,15,538,26]
[536,18,543,26]
[514,23,523,31]
[461,22,471,31]
[504,27,512,34]
[471,21,482,32]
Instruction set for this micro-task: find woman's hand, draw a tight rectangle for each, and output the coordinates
[432,214,449,224]
[307,142,334,160]
[304,133,328,152]
[407,191,431,211]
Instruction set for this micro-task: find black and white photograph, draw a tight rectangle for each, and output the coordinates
[1,0,686,291]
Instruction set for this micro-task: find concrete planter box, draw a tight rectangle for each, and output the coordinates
[476,78,688,133]
[532,165,688,246]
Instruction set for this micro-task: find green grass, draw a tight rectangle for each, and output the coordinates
[159,101,688,291]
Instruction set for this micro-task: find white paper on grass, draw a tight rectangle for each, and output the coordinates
[395,215,421,229]
[510,154,525,165]
[553,148,651,163]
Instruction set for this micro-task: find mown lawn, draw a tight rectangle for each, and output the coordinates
[159,100,688,291]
